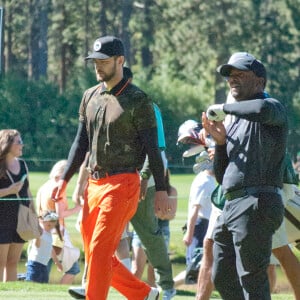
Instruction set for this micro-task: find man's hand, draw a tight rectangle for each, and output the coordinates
[72,185,82,205]
[51,179,67,202]
[72,183,86,206]
[202,112,226,145]
[154,190,176,219]
[183,232,193,246]
[206,104,226,122]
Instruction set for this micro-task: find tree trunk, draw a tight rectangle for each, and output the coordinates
[5,2,15,73]
[121,0,133,66]
[84,0,89,67]
[59,4,67,93]
[99,0,107,35]
[38,0,49,77]
[28,0,40,80]
[141,0,154,69]
[0,6,4,74]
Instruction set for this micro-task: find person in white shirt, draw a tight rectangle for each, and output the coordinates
[26,211,60,283]
[174,151,216,286]
[184,151,215,265]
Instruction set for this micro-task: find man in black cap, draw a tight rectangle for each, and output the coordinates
[52,35,173,300]
[68,66,176,300]
[201,52,288,299]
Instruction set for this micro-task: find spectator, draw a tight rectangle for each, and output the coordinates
[0,129,33,282]
[173,151,215,287]
[131,144,176,299]
[131,167,177,287]
[25,211,60,283]
[36,160,81,284]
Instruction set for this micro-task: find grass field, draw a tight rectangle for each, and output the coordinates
[1,172,297,299]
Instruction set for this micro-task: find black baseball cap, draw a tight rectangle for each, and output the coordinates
[217,52,267,79]
[85,36,124,60]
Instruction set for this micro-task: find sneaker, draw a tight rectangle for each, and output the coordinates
[17,273,26,281]
[68,286,86,299]
[145,287,160,300]
[162,288,176,300]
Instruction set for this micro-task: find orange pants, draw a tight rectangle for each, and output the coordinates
[81,172,150,300]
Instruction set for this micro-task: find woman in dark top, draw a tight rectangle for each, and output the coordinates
[0,129,33,281]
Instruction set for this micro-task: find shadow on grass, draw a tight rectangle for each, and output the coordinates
[171,255,186,264]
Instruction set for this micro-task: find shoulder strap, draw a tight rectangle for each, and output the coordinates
[6,170,20,198]
[18,159,28,176]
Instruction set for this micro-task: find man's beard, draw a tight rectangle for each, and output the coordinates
[99,61,117,82]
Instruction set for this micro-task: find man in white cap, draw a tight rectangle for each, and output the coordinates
[202,52,288,299]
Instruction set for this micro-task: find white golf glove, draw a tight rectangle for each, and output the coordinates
[206,104,226,121]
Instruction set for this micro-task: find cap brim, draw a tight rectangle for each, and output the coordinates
[85,52,111,60]
[177,134,192,144]
[177,134,203,145]
[182,145,205,158]
[217,64,250,76]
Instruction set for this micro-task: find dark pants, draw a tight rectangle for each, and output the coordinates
[194,218,209,248]
[212,192,284,300]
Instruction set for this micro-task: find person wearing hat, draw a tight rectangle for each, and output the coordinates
[201,52,288,299]
[25,211,60,283]
[36,159,81,285]
[68,66,176,300]
[184,151,215,268]
[51,36,171,300]
[173,151,215,287]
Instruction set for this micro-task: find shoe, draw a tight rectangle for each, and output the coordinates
[68,286,86,299]
[162,288,176,300]
[17,273,26,281]
[145,287,159,300]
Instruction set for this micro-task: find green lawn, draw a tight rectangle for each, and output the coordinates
[3,172,296,299]
[0,281,295,300]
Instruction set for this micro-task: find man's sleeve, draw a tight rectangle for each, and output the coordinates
[214,144,229,184]
[132,91,166,191]
[153,103,166,150]
[62,122,89,182]
[139,127,166,191]
[223,98,287,126]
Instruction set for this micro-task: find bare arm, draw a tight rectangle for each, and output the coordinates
[183,204,199,246]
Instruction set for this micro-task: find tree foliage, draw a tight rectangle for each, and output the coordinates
[0,0,300,168]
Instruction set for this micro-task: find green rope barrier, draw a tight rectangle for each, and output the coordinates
[0,198,32,201]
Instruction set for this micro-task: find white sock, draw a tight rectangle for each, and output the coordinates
[121,258,131,271]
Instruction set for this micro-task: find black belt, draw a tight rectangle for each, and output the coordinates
[224,186,280,201]
[90,167,137,180]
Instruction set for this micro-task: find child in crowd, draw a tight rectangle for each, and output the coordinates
[36,160,81,284]
[26,211,61,283]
